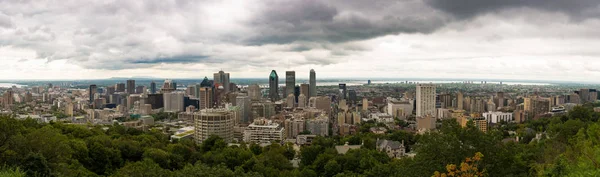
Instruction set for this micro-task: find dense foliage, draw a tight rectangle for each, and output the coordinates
[1,104,600,176]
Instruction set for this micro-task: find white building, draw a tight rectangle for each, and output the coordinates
[243,118,284,143]
[416,84,436,118]
[483,111,513,123]
[386,98,413,120]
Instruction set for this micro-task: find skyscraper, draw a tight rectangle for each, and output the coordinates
[236,96,251,123]
[163,92,185,112]
[126,80,135,94]
[150,81,157,94]
[198,87,213,109]
[338,83,347,100]
[89,84,97,105]
[269,70,279,102]
[496,92,504,107]
[214,70,230,92]
[285,71,295,98]
[309,69,316,98]
[115,83,125,92]
[248,84,261,101]
[416,84,436,117]
[300,84,309,97]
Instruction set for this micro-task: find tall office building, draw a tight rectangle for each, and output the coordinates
[126,80,135,94]
[89,85,97,105]
[236,96,251,123]
[496,92,504,107]
[457,92,464,110]
[115,83,125,92]
[348,90,357,104]
[285,71,295,98]
[214,70,230,92]
[163,92,185,112]
[194,109,235,144]
[106,86,115,95]
[439,93,452,108]
[416,84,436,117]
[309,69,316,98]
[269,70,279,101]
[338,83,347,100]
[198,87,213,110]
[300,84,309,97]
[135,85,145,94]
[150,81,157,94]
[248,84,261,101]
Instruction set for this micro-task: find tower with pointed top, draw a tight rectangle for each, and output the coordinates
[269,70,279,101]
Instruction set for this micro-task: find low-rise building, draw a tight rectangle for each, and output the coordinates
[243,118,284,143]
[376,139,405,159]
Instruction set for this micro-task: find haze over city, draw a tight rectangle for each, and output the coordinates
[1,0,600,82]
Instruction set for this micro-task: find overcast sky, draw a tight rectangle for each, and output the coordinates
[1,0,600,82]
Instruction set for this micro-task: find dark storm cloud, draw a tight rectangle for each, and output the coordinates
[247,0,448,44]
[425,0,600,19]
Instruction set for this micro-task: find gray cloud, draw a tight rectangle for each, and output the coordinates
[425,0,600,20]
[0,12,12,28]
[247,0,449,44]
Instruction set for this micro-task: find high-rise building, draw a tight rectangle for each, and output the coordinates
[300,84,309,97]
[286,94,296,108]
[236,96,251,124]
[115,83,125,92]
[126,80,135,94]
[309,69,316,98]
[439,93,452,109]
[269,70,279,101]
[163,92,185,112]
[285,71,295,98]
[161,79,176,93]
[456,92,464,110]
[348,90,357,104]
[248,84,261,101]
[136,85,145,94]
[106,86,116,95]
[362,98,369,111]
[89,85,97,105]
[198,87,213,110]
[496,92,505,107]
[298,94,307,107]
[214,70,230,92]
[338,83,347,100]
[150,81,157,94]
[416,84,436,117]
[194,109,235,144]
[579,89,590,103]
[3,89,14,109]
[309,96,331,113]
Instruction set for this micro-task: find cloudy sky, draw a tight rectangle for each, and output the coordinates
[1,0,600,82]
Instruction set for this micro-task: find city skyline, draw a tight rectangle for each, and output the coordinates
[1,0,600,82]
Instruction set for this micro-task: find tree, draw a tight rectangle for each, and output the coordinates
[22,152,51,177]
[324,160,341,177]
[112,159,172,177]
[432,152,485,177]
